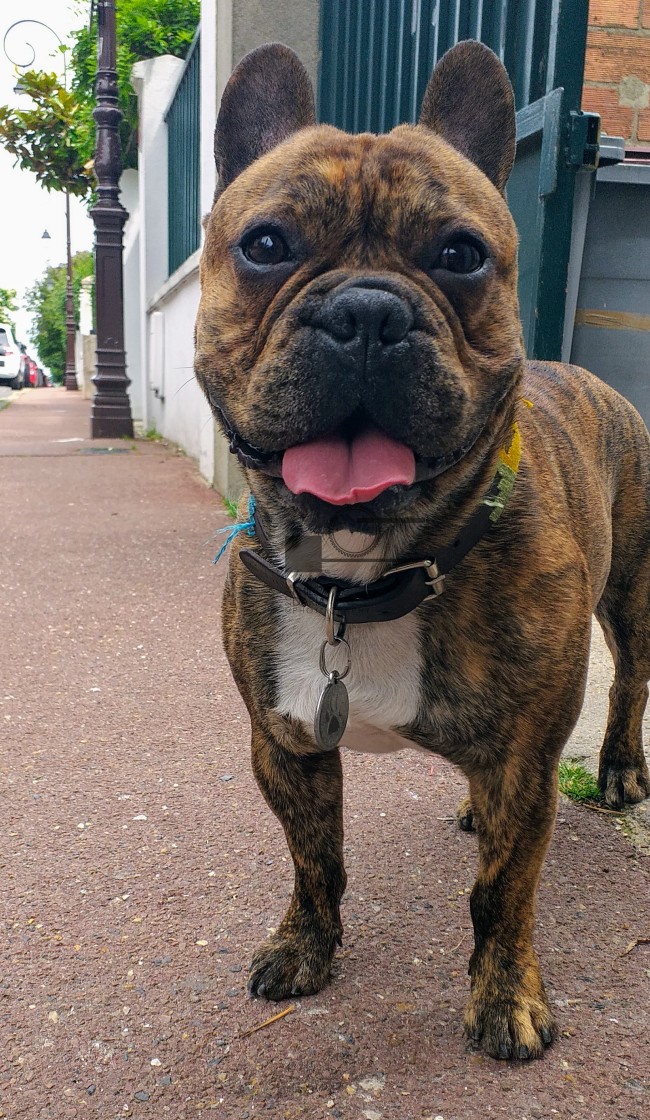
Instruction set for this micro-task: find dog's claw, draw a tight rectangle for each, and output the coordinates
[541,1026,553,1046]
[518,1045,529,1061]
[247,926,337,1001]
[601,764,650,809]
[498,1043,511,1060]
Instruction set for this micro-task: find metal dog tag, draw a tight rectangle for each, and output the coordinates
[314,672,349,751]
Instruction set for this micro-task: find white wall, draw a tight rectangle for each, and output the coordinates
[132,56,184,434]
[120,168,143,422]
[146,263,214,480]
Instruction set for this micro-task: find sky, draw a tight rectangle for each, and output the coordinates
[0,1,95,345]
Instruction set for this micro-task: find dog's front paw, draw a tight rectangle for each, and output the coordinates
[248,922,338,1000]
[600,763,650,809]
[456,795,475,832]
[464,952,556,1060]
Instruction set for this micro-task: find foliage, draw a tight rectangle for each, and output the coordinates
[0,0,198,201]
[558,760,601,804]
[0,288,19,332]
[70,0,200,171]
[0,69,94,198]
[24,252,94,383]
[223,496,240,519]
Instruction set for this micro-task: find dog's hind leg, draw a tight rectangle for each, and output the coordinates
[595,429,650,809]
[595,586,650,809]
[246,722,347,1001]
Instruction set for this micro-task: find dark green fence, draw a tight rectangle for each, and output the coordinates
[319,0,562,131]
[318,0,595,362]
[166,31,201,276]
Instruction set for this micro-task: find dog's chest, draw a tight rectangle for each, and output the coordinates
[272,596,425,754]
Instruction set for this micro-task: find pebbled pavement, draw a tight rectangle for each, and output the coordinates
[1,389,649,1120]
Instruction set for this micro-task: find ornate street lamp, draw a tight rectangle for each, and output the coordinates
[89,0,133,438]
[3,19,79,391]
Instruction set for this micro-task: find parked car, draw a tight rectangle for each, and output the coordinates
[0,323,23,389]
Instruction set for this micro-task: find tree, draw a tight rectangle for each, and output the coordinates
[0,0,199,199]
[0,69,94,198]
[24,253,94,383]
[0,288,19,332]
[70,0,200,171]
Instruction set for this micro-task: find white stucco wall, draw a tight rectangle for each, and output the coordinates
[132,55,185,433]
[147,260,214,482]
[120,168,143,422]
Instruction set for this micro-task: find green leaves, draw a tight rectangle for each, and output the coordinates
[24,253,93,382]
[70,0,200,172]
[0,0,199,199]
[0,70,94,198]
[0,288,19,333]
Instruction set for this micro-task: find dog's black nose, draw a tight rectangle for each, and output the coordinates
[322,287,414,345]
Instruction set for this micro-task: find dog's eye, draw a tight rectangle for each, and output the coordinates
[242,230,290,266]
[434,239,485,274]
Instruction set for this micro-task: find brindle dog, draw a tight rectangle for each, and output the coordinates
[195,40,650,1060]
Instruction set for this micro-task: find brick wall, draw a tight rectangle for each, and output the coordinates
[583,0,650,145]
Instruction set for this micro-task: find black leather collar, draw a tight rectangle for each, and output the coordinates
[238,452,515,626]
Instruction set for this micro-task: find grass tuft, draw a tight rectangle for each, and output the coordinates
[558,760,600,803]
[223,496,239,519]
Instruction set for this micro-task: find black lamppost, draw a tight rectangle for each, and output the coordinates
[89,0,133,438]
[3,19,78,391]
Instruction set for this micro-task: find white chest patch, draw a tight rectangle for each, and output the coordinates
[273,594,425,754]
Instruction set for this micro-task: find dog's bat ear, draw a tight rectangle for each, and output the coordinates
[419,40,516,193]
[214,43,316,189]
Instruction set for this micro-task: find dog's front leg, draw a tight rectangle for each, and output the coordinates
[247,722,346,1000]
[463,750,558,1060]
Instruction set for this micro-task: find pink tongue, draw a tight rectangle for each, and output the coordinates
[282,427,415,505]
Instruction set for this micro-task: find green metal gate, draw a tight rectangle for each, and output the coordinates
[318,0,597,361]
[166,30,201,276]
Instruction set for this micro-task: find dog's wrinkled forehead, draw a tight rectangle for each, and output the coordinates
[207,124,515,261]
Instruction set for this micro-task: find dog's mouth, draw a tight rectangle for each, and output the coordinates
[212,402,482,506]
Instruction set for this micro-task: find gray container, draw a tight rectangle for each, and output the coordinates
[568,158,650,427]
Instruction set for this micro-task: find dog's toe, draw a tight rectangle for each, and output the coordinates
[248,928,336,1001]
[456,795,476,832]
[464,953,556,1061]
[601,765,650,809]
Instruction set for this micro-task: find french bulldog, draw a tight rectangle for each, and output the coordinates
[194,39,650,1060]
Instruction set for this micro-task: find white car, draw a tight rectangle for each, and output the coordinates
[0,323,23,389]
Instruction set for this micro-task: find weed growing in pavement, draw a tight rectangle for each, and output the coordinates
[558,760,601,804]
[223,496,239,519]
[142,426,163,441]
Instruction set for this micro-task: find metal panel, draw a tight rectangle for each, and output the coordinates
[570,176,650,425]
[166,32,201,277]
[318,1,594,360]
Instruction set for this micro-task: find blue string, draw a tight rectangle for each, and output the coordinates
[212,494,256,564]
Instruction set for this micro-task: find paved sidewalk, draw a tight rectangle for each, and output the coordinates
[1,389,649,1120]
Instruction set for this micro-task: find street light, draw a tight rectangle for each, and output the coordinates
[3,19,78,391]
[89,0,133,438]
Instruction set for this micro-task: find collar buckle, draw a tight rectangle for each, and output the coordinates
[382,558,446,600]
